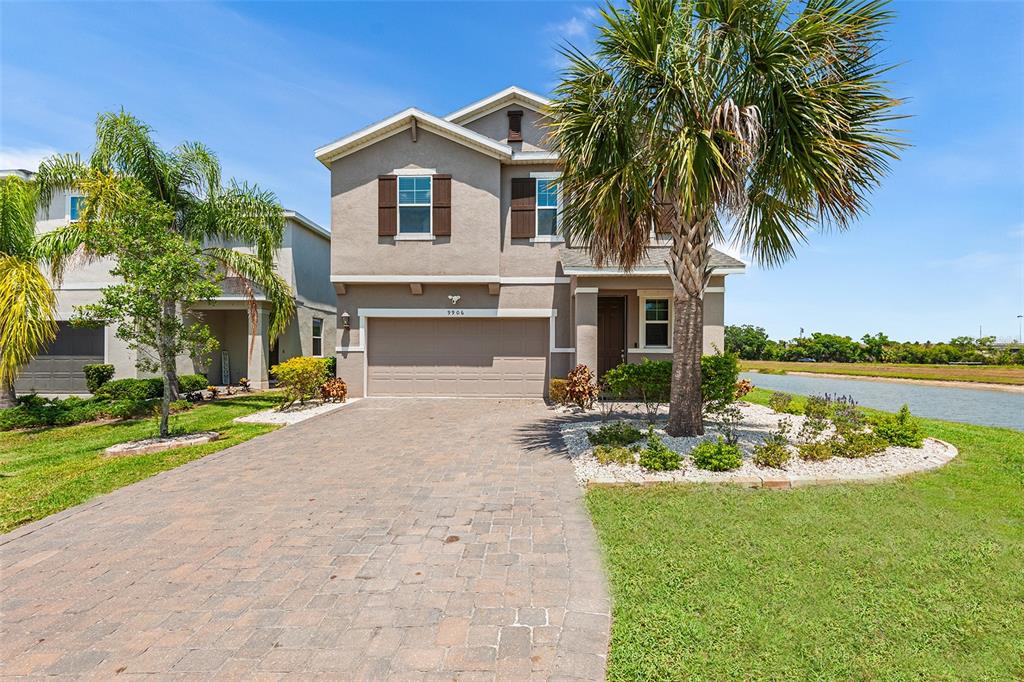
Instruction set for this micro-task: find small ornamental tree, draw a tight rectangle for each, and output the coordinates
[74,183,221,436]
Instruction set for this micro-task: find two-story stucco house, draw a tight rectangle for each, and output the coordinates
[320,86,745,398]
[3,169,336,393]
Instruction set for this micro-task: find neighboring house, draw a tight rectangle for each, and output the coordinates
[2,169,335,393]
[318,86,745,398]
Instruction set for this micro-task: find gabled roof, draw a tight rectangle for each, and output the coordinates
[283,210,330,240]
[444,86,551,125]
[314,108,513,167]
[560,246,746,275]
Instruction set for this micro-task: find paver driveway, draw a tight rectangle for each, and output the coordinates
[1,399,610,680]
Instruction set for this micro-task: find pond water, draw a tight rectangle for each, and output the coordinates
[740,371,1024,431]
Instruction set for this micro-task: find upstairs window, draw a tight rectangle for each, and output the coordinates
[536,178,558,236]
[642,296,670,348]
[398,176,431,234]
[69,195,85,221]
[312,318,323,357]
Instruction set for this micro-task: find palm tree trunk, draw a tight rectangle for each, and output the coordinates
[667,292,704,435]
[665,212,713,437]
[0,379,16,409]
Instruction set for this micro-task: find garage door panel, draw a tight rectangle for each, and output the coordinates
[368,317,548,397]
[18,323,104,393]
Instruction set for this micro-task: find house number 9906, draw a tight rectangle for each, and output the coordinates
[447,309,465,316]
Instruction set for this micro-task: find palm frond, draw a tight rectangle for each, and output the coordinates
[0,176,38,258]
[0,256,57,384]
[92,110,172,202]
[34,153,87,209]
[186,182,285,267]
[203,246,295,344]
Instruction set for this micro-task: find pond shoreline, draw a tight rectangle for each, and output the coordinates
[745,369,1022,394]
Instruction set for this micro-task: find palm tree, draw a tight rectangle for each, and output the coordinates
[35,111,295,405]
[548,0,904,435]
[0,175,60,407]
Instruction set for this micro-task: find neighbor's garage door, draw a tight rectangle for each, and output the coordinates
[367,317,548,397]
[19,322,104,393]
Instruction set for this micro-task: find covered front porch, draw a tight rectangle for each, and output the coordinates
[572,275,727,379]
[184,302,274,389]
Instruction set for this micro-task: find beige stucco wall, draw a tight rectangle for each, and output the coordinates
[462,105,550,152]
[330,129,502,277]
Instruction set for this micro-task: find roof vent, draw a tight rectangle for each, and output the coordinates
[507,110,523,142]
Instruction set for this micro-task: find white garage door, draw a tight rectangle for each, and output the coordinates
[367,317,548,397]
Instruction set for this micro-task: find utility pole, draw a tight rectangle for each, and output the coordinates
[1018,314,1022,344]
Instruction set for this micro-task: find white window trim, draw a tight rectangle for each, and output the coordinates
[391,167,436,175]
[638,289,672,351]
[311,317,324,357]
[397,175,432,236]
[534,176,561,240]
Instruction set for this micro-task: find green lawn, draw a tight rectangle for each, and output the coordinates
[587,389,1024,681]
[741,359,1024,386]
[0,394,282,533]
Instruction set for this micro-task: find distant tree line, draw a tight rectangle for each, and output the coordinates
[724,326,1021,365]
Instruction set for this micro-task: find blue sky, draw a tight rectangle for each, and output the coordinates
[2,1,1021,342]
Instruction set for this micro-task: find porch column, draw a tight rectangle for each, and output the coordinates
[574,287,599,373]
[247,305,270,389]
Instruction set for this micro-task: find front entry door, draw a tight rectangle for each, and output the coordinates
[597,297,626,379]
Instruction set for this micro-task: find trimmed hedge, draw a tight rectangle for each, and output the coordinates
[178,374,209,393]
[83,364,115,393]
[96,378,164,400]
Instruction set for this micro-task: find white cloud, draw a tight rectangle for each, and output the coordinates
[0,147,58,172]
[555,16,588,39]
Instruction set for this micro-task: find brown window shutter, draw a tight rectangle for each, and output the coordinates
[432,174,451,236]
[507,110,523,142]
[378,175,397,236]
[510,177,536,239]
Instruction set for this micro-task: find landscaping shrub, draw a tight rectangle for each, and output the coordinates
[753,424,792,469]
[834,431,888,458]
[96,377,164,401]
[169,399,193,414]
[638,428,680,471]
[830,397,867,436]
[271,356,329,406]
[322,356,337,377]
[320,377,348,403]
[797,441,833,461]
[872,404,924,448]
[103,399,155,421]
[701,353,740,409]
[708,402,743,445]
[549,378,568,405]
[691,437,743,471]
[603,359,670,424]
[588,421,642,447]
[734,379,754,399]
[564,364,600,410]
[594,444,636,465]
[83,364,115,393]
[0,395,159,430]
[177,374,209,394]
[768,391,793,413]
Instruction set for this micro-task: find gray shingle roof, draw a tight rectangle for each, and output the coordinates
[559,246,745,273]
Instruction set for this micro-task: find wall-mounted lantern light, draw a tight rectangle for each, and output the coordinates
[341,311,351,330]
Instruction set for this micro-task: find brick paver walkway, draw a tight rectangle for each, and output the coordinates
[1,399,609,680]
